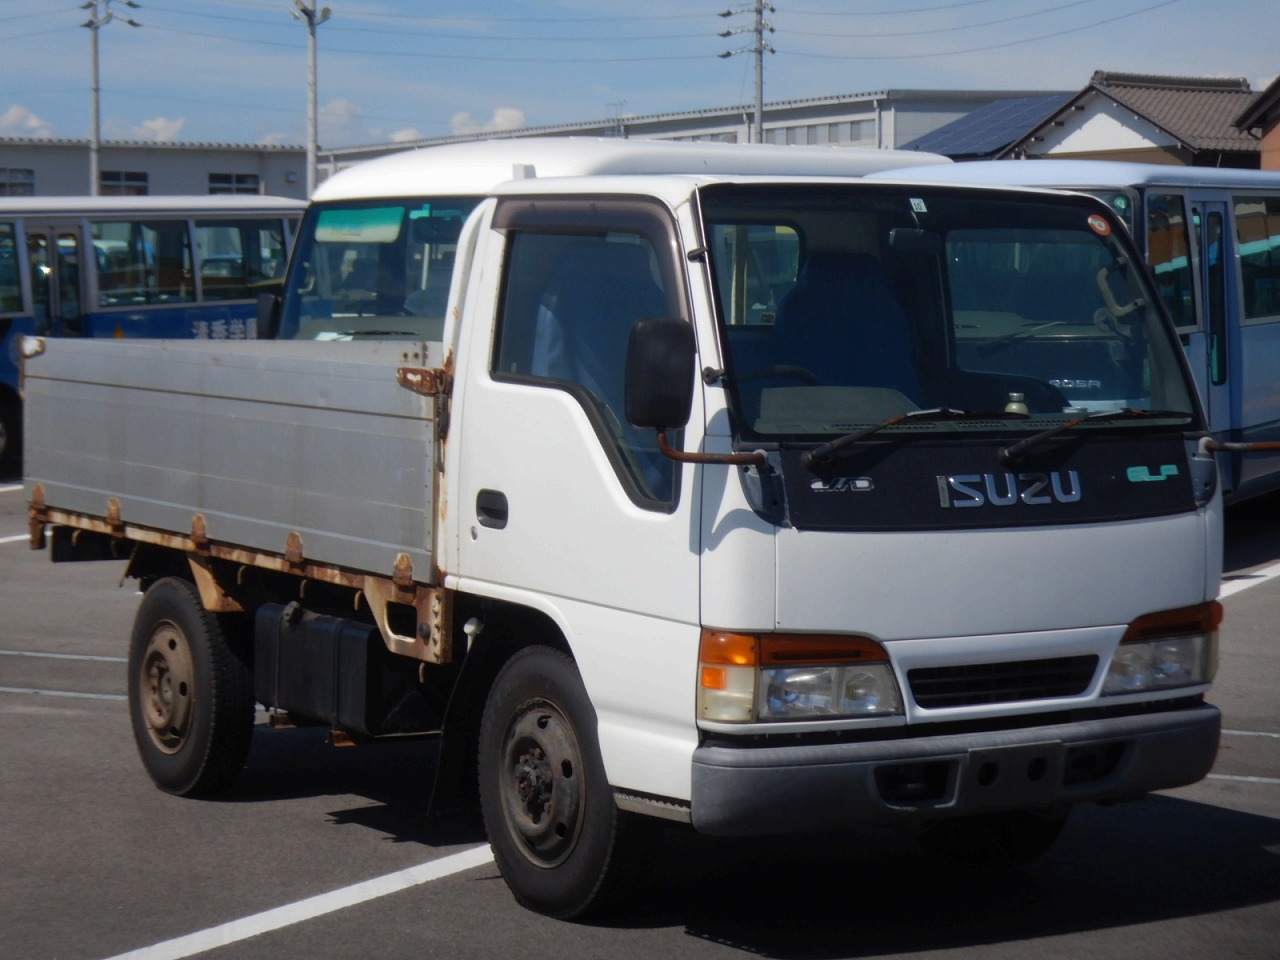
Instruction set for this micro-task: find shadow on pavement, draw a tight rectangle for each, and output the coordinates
[608,795,1280,956]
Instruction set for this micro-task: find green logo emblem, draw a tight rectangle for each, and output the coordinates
[1127,464,1179,483]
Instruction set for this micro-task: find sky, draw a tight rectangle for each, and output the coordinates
[0,0,1275,150]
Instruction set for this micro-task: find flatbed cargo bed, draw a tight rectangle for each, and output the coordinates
[22,338,440,588]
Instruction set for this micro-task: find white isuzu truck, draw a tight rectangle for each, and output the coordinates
[23,139,1223,919]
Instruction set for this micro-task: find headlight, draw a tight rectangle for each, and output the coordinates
[1103,601,1221,695]
[699,630,903,722]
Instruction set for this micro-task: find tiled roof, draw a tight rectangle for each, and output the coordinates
[1089,71,1260,153]
[1235,75,1280,131]
[901,94,1073,158]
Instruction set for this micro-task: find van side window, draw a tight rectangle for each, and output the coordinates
[1147,194,1195,329]
[0,222,19,314]
[91,219,194,306]
[195,219,290,300]
[493,213,683,508]
[1234,195,1280,322]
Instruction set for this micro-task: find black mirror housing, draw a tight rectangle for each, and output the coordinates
[625,317,695,430]
[256,291,281,340]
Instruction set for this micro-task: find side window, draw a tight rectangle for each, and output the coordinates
[1147,194,1195,328]
[1234,195,1280,321]
[196,219,289,300]
[492,206,683,507]
[0,222,20,313]
[91,219,193,305]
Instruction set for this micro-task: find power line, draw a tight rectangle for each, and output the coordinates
[154,0,717,25]
[778,0,1183,59]
[142,23,712,61]
[784,0,1000,15]
[783,0,1102,39]
[144,1,713,43]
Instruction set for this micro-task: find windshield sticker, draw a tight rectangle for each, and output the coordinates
[315,206,403,243]
[1088,213,1112,237]
[910,198,928,213]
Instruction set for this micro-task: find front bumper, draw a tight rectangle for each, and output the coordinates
[690,704,1220,836]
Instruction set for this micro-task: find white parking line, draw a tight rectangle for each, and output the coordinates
[0,649,127,663]
[98,844,496,960]
[1208,773,1280,786]
[1220,559,1280,598]
[1,533,28,545]
[1223,729,1280,739]
[0,685,126,701]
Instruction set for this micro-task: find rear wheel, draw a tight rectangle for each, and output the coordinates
[478,645,654,919]
[127,577,254,797]
[0,398,19,471]
[915,808,1070,868]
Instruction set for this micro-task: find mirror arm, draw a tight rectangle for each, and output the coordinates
[1204,439,1280,453]
[657,431,766,465]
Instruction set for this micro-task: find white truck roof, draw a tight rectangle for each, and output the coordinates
[866,158,1280,190]
[312,137,951,202]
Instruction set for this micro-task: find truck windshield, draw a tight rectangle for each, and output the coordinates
[277,197,480,340]
[700,183,1199,443]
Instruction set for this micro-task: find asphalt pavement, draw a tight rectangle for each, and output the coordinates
[2,473,1277,960]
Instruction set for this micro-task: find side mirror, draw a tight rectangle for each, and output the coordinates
[255,291,281,340]
[625,317,695,430]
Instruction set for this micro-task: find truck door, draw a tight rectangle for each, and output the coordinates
[25,222,85,338]
[448,196,703,794]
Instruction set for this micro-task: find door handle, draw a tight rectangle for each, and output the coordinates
[476,489,509,529]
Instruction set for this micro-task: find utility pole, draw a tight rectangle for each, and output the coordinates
[719,2,774,144]
[291,1,330,197]
[82,0,142,196]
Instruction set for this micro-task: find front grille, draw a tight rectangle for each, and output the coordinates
[908,655,1098,709]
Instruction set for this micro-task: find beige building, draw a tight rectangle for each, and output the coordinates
[0,138,307,198]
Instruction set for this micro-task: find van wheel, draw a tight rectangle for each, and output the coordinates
[128,577,255,797]
[478,645,654,920]
[915,808,1070,868]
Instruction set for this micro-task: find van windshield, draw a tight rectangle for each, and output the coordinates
[700,183,1199,442]
[277,197,479,340]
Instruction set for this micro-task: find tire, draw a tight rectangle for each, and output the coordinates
[915,808,1070,868]
[477,645,655,920]
[0,398,19,472]
[127,577,255,797]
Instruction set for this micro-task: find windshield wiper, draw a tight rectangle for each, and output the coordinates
[804,408,968,468]
[999,408,1192,467]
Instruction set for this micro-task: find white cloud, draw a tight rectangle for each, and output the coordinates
[0,104,54,138]
[390,127,426,143]
[104,116,186,142]
[135,117,185,142]
[319,98,363,144]
[449,107,527,136]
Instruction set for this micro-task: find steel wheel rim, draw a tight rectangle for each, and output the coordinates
[498,699,585,868]
[139,621,195,754]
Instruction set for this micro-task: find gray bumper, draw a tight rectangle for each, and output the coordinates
[690,704,1220,836]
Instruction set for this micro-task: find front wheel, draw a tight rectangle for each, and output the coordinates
[478,645,655,919]
[127,577,255,797]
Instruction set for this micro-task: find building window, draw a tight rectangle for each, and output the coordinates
[0,168,35,196]
[851,118,876,143]
[208,173,261,195]
[100,170,148,195]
